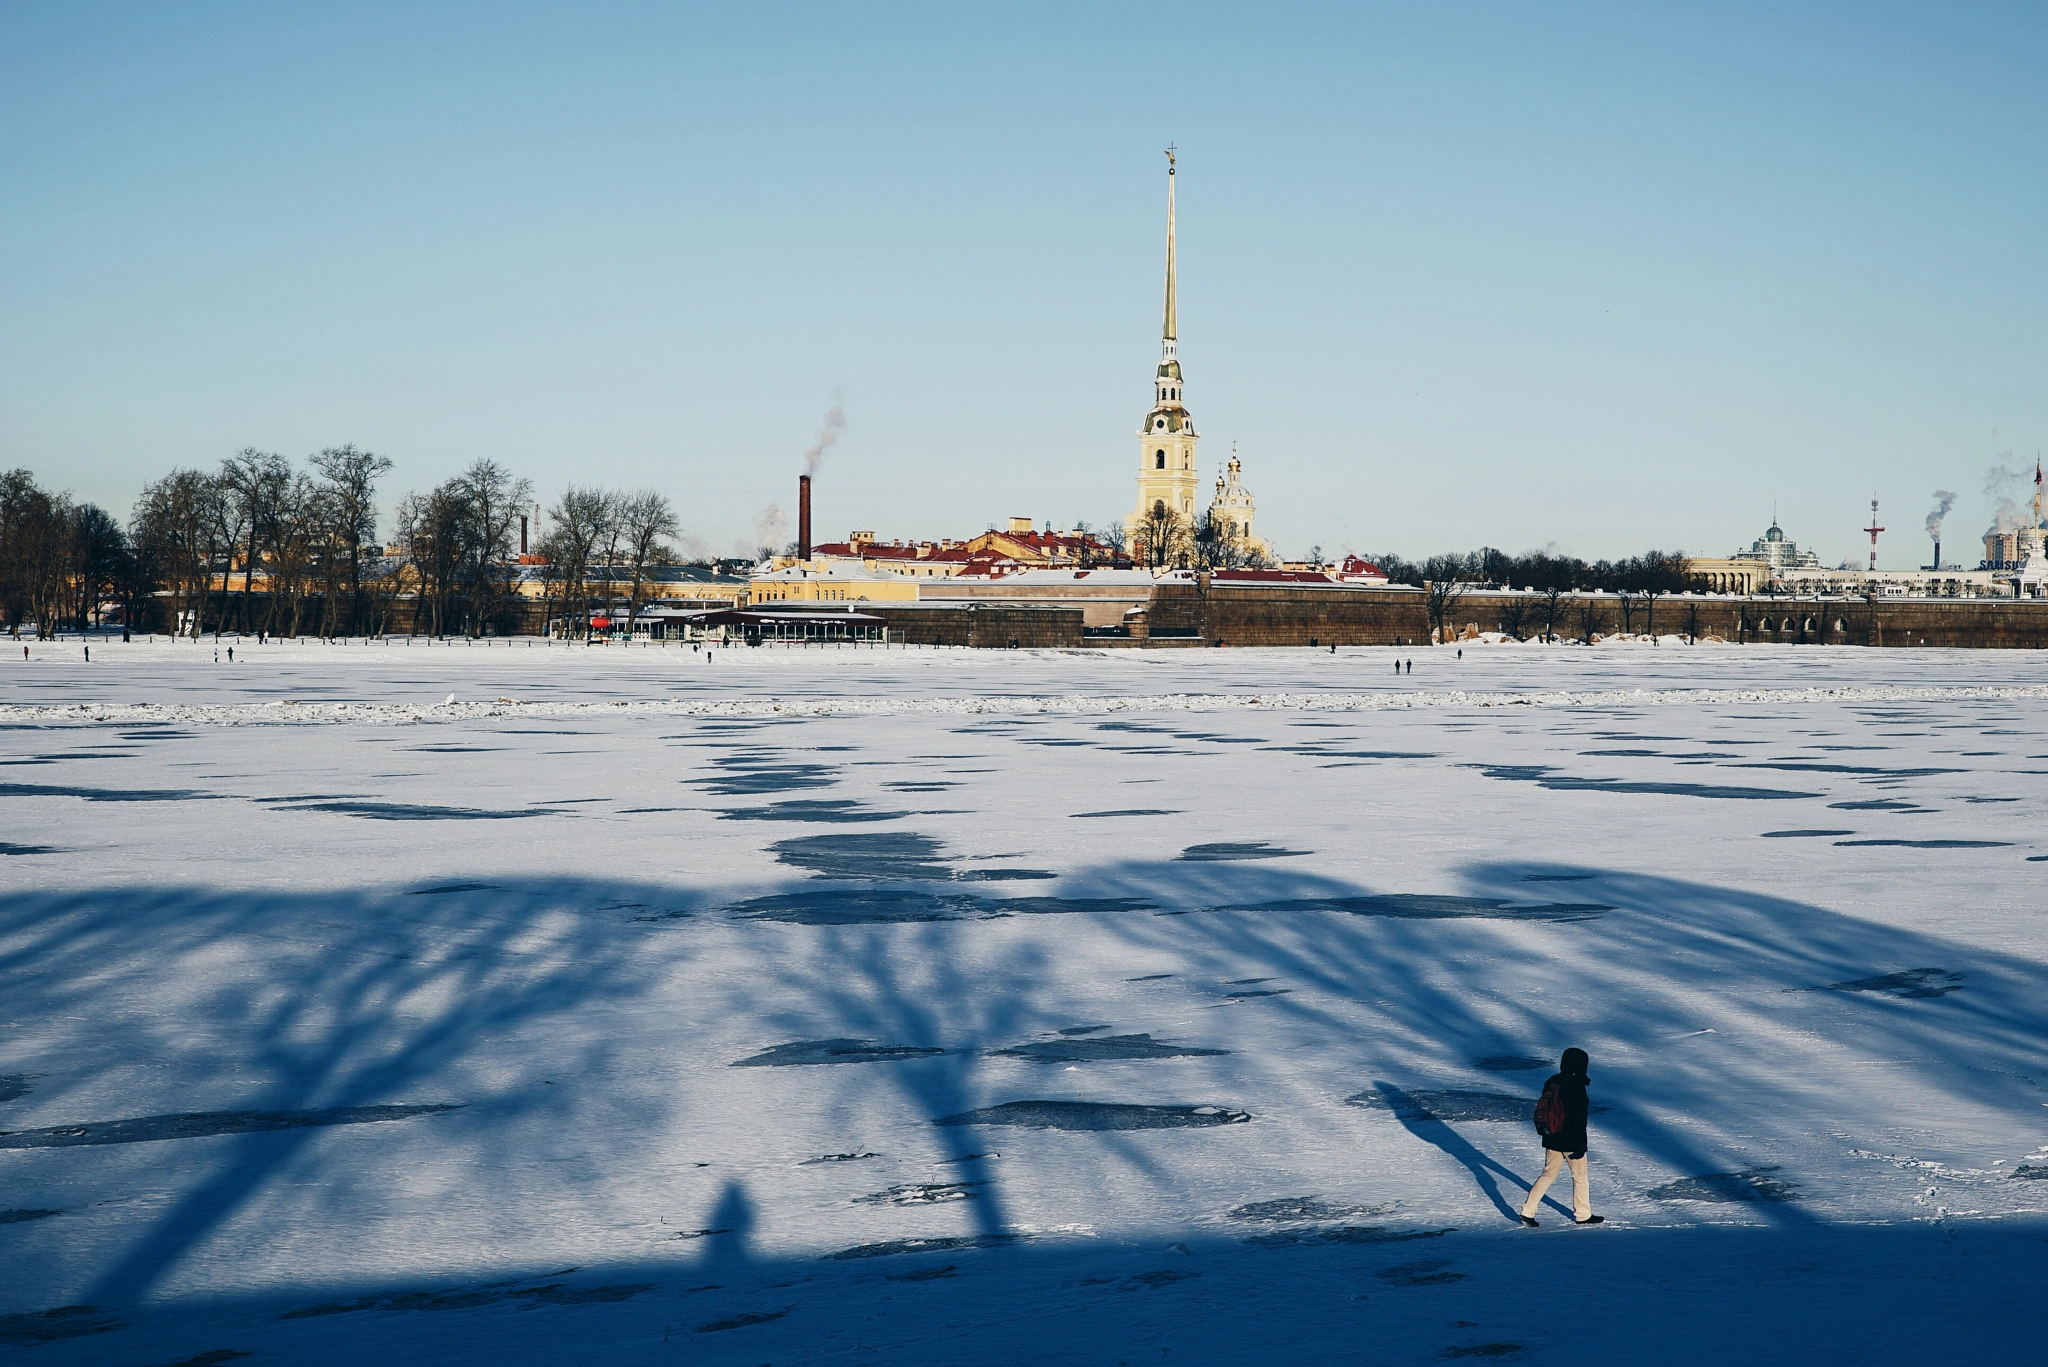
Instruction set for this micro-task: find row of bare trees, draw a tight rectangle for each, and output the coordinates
[532,486,680,639]
[1122,504,1276,571]
[0,471,142,638]
[124,446,397,639]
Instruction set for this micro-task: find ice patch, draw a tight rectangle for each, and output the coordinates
[933,1101,1252,1130]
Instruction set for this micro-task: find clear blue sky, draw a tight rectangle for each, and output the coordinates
[5,2,2046,566]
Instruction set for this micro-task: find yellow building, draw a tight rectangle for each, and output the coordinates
[748,561,919,604]
[1126,148,1201,554]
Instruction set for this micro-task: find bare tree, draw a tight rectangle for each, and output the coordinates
[542,486,611,639]
[1425,577,1470,644]
[1538,583,1572,643]
[309,444,392,635]
[217,449,288,635]
[1497,592,1531,641]
[452,459,533,636]
[1,470,71,637]
[1136,502,1192,570]
[1575,592,1604,644]
[616,490,679,636]
[132,470,218,637]
[69,504,127,631]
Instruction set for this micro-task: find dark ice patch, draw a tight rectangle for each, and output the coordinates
[1761,830,1855,838]
[1819,968,1964,999]
[1732,762,1962,777]
[822,1234,1023,1261]
[0,782,216,803]
[405,745,505,753]
[0,1103,463,1149]
[1833,839,2011,849]
[695,755,839,795]
[2008,1165,2048,1181]
[888,1264,957,1282]
[1208,895,1611,922]
[1178,842,1310,862]
[1228,1196,1387,1223]
[1473,1056,1548,1072]
[1245,1224,1452,1248]
[722,799,910,823]
[1058,1025,1112,1035]
[732,891,1150,925]
[271,801,539,820]
[955,868,1058,881]
[0,1305,124,1344]
[1376,1258,1464,1285]
[772,831,953,880]
[800,1152,880,1165]
[1464,765,1815,800]
[0,842,59,855]
[1646,1167,1799,1203]
[853,1182,984,1206]
[1521,874,1593,882]
[1072,809,1181,818]
[282,1280,651,1320]
[1828,799,1923,811]
[699,1310,787,1333]
[0,1208,60,1224]
[935,1101,1251,1130]
[409,882,496,895]
[0,1074,45,1104]
[989,1034,1227,1063]
[1346,1089,1534,1123]
[732,1039,945,1067]
[734,891,972,924]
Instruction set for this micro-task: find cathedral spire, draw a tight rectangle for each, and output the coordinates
[1162,145,1177,346]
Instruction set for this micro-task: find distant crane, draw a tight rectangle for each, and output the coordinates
[1863,496,1884,572]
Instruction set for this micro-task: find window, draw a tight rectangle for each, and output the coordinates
[1155,450,1166,469]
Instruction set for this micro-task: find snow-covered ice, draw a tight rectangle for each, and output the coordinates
[3,639,2045,1363]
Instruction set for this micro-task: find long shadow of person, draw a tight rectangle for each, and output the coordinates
[1371,1081,1535,1222]
[695,1180,756,1280]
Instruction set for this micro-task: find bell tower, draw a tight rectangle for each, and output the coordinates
[1126,147,1200,562]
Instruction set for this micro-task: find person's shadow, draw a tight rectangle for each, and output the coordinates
[1371,1081,1559,1222]
[694,1180,756,1279]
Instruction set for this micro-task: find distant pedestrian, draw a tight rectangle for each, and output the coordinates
[1457,648,1463,660]
[227,646,233,662]
[1520,1047,1602,1227]
[83,646,89,662]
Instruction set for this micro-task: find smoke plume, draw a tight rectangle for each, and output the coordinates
[1924,489,1956,541]
[753,502,788,558]
[1984,463,2025,534]
[804,403,847,477]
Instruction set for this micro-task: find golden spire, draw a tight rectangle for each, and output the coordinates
[1162,145,1177,342]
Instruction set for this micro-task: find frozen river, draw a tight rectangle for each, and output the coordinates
[3,640,2045,1363]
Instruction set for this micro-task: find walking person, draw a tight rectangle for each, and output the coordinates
[1520,1047,1603,1226]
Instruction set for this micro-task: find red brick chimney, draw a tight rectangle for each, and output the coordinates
[798,474,812,561]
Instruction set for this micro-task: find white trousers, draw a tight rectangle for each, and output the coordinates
[1521,1149,1590,1220]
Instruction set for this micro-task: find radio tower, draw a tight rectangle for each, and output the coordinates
[1863,496,1884,572]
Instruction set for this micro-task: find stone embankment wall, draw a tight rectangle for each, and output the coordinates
[1143,582,1431,647]
[867,605,1085,648]
[1446,591,2048,649]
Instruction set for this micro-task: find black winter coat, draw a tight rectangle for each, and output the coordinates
[1540,1072,1590,1156]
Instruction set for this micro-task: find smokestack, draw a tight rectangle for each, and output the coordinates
[1932,538,1940,571]
[798,474,812,562]
[519,515,528,556]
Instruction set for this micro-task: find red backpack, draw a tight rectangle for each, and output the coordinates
[1534,1078,1567,1136]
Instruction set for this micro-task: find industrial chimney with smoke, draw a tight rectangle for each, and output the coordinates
[798,474,812,563]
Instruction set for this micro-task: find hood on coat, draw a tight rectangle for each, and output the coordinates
[1561,1047,1590,1080]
